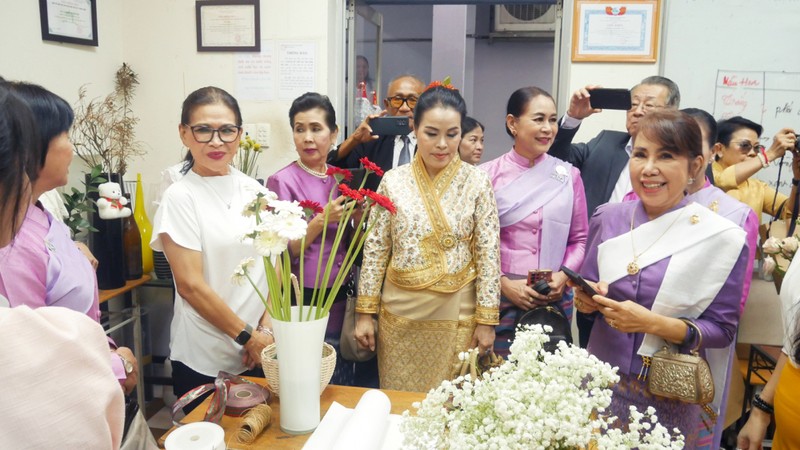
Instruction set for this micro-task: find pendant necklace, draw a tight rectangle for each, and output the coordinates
[296,160,328,179]
[627,208,685,275]
[202,172,237,210]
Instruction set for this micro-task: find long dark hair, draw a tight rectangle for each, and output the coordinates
[179,87,242,174]
[0,84,40,242]
[7,82,74,169]
[413,86,467,129]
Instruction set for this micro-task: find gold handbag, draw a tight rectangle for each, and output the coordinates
[646,319,714,405]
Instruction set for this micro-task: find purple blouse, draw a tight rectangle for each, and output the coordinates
[266,162,346,288]
[481,150,588,275]
[581,199,747,376]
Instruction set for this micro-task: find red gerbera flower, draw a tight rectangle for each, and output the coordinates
[298,199,324,217]
[326,166,353,183]
[359,157,384,177]
[338,183,364,202]
[365,190,396,215]
[424,76,457,93]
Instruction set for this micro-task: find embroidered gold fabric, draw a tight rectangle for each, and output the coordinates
[475,305,499,325]
[358,154,501,313]
[377,304,475,392]
[355,295,380,314]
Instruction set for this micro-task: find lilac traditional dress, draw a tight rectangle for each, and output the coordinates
[0,204,128,382]
[582,199,748,448]
[266,161,354,385]
[481,150,588,357]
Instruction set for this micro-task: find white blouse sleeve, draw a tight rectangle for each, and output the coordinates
[150,182,202,252]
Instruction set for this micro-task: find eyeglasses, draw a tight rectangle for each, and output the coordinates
[184,124,242,143]
[629,102,665,113]
[387,96,418,109]
[733,140,765,154]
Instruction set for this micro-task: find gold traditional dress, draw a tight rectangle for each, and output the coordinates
[356,154,501,392]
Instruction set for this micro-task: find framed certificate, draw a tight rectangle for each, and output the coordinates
[39,0,98,47]
[196,0,261,52]
[571,1,660,63]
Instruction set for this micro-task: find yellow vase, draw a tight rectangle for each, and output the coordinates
[134,173,154,274]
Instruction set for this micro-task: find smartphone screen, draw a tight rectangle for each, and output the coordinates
[589,88,632,111]
[527,269,552,287]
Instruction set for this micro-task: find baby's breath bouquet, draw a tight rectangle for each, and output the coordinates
[401,325,685,450]
[236,132,265,178]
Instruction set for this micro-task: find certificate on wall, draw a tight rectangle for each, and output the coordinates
[196,0,260,52]
[38,0,98,46]
[571,1,660,63]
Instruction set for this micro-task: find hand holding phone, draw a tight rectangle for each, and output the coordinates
[560,266,598,297]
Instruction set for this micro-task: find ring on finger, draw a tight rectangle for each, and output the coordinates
[609,319,617,329]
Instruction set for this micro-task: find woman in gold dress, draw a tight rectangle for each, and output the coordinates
[353,84,501,392]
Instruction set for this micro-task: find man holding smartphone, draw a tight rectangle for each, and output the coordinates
[548,75,680,348]
[328,75,425,191]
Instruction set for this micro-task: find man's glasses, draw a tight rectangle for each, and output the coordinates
[387,96,418,109]
[629,102,664,113]
[184,124,242,143]
[734,141,765,154]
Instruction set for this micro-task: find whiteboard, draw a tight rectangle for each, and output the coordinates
[662,0,800,194]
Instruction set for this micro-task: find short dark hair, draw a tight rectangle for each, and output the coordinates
[413,86,467,129]
[635,76,681,108]
[716,116,763,146]
[505,86,555,137]
[0,84,39,241]
[288,92,337,132]
[461,116,484,136]
[682,108,717,150]
[635,109,702,160]
[7,82,74,169]
[180,86,242,174]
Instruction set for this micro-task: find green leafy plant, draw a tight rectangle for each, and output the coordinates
[62,164,106,238]
[236,132,265,178]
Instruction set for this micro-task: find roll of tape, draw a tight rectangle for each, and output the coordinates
[225,384,270,417]
[164,422,225,450]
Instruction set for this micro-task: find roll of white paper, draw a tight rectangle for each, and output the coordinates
[331,389,391,450]
[164,422,225,450]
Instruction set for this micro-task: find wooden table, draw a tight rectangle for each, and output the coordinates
[99,274,151,409]
[159,380,425,449]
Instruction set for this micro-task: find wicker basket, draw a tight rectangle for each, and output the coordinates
[261,342,336,396]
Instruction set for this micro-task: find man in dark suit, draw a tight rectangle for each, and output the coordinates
[549,76,681,215]
[328,75,425,191]
[548,75,680,347]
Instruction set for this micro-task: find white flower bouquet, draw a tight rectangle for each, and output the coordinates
[762,234,800,277]
[400,325,685,449]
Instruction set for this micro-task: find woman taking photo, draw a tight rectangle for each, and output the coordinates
[354,84,501,392]
[151,87,273,406]
[266,92,357,386]
[481,86,588,357]
[575,109,749,447]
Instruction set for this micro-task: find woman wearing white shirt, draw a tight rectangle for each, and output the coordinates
[738,257,800,449]
[151,87,274,409]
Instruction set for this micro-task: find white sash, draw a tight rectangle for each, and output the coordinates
[598,202,746,411]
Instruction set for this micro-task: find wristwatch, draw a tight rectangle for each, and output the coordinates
[234,323,253,345]
[118,354,134,375]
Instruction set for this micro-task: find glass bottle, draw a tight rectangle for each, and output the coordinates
[134,173,154,274]
[122,193,143,280]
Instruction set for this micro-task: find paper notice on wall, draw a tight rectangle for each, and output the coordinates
[278,42,316,100]
[235,41,274,101]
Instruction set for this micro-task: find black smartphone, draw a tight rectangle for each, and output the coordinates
[369,116,411,136]
[589,88,632,110]
[527,269,552,287]
[560,265,598,297]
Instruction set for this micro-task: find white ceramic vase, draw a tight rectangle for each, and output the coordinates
[271,306,329,434]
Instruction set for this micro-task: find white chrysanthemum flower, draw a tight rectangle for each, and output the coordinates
[230,257,255,285]
[253,228,288,257]
[270,199,304,217]
[272,213,308,240]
